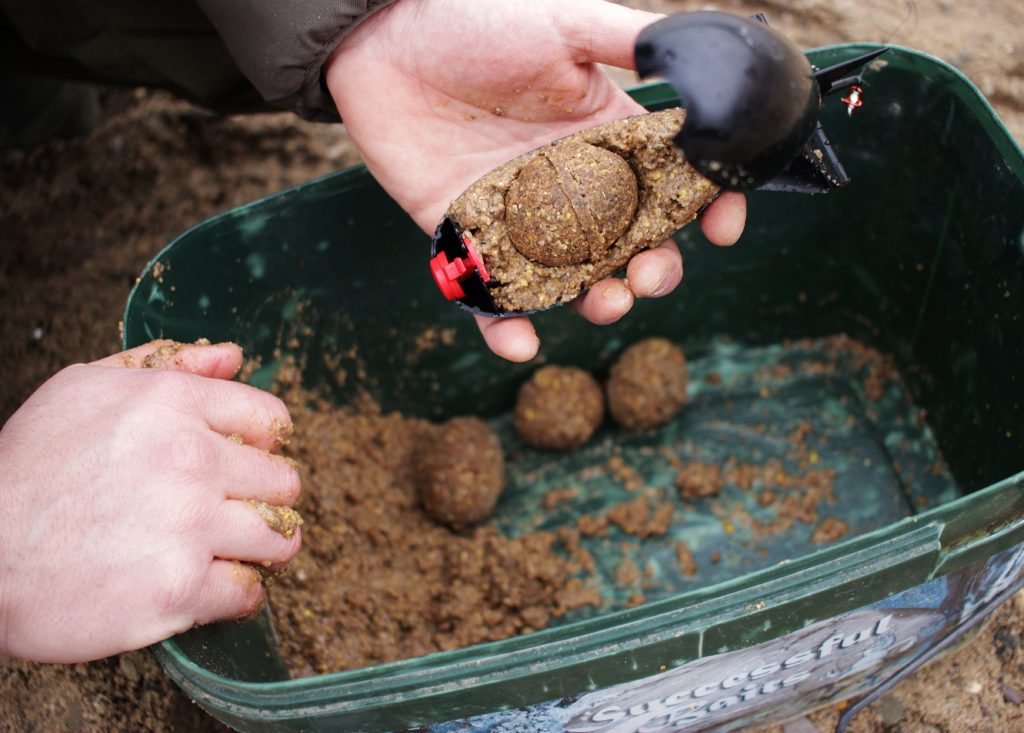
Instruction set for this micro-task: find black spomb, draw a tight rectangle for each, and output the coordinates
[636,11,885,192]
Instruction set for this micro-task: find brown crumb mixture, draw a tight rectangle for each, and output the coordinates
[140,341,183,368]
[605,454,646,491]
[626,593,647,608]
[270,393,599,677]
[674,461,724,499]
[556,528,598,574]
[542,487,577,510]
[749,464,838,538]
[788,421,813,447]
[675,541,698,578]
[606,495,674,538]
[825,334,897,402]
[615,556,642,588]
[578,513,610,537]
[757,489,776,506]
[269,419,294,448]
[248,501,303,539]
[811,517,850,544]
[408,327,457,362]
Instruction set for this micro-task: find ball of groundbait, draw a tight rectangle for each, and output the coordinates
[505,142,638,267]
[416,417,505,528]
[514,366,605,451]
[607,338,688,430]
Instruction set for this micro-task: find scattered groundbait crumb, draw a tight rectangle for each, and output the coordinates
[249,500,303,539]
[607,495,674,538]
[675,541,698,578]
[542,487,577,510]
[141,341,184,368]
[811,517,849,544]
[270,419,294,448]
[674,461,724,500]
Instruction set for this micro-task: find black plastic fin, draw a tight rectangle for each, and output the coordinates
[759,122,849,193]
[760,48,888,193]
[814,48,889,96]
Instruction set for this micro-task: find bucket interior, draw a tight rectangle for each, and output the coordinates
[125,46,1024,693]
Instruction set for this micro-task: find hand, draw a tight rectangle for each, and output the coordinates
[326,0,746,361]
[0,341,301,663]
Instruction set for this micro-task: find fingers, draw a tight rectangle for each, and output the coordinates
[699,191,746,246]
[210,500,302,567]
[573,241,681,325]
[556,0,664,69]
[216,439,301,505]
[192,560,265,625]
[186,378,292,452]
[571,278,634,325]
[95,340,288,449]
[626,240,684,298]
[93,340,243,380]
[474,315,540,362]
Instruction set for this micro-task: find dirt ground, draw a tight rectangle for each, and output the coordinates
[1,1,1022,731]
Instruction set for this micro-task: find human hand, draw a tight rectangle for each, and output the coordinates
[326,0,746,362]
[0,340,301,663]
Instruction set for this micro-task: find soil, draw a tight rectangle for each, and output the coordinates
[449,108,717,312]
[607,337,689,430]
[2,0,1023,730]
[514,365,606,450]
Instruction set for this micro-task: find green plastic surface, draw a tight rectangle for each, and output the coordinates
[124,46,1024,731]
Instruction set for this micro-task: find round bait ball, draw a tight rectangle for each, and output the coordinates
[416,417,505,529]
[505,142,638,267]
[514,366,605,450]
[607,338,688,430]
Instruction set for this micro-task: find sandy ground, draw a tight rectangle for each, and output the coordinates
[1,1,1022,731]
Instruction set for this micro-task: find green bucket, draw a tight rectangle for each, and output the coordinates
[124,45,1024,733]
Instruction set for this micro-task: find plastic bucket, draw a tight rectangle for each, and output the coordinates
[124,45,1024,732]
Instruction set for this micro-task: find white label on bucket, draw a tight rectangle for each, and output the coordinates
[564,608,939,733]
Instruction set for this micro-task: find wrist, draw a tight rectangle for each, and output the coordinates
[324,0,403,118]
[0,428,23,658]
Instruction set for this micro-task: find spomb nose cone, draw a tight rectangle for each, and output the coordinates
[635,11,820,190]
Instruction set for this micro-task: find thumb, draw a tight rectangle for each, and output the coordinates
[556,0,664,70]
[92,339,244,380]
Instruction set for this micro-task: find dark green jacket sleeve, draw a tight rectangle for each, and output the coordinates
[196,0,398,121]
[0,0,397,121]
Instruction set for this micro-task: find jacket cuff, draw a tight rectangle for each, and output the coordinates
[197,0,399,122]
